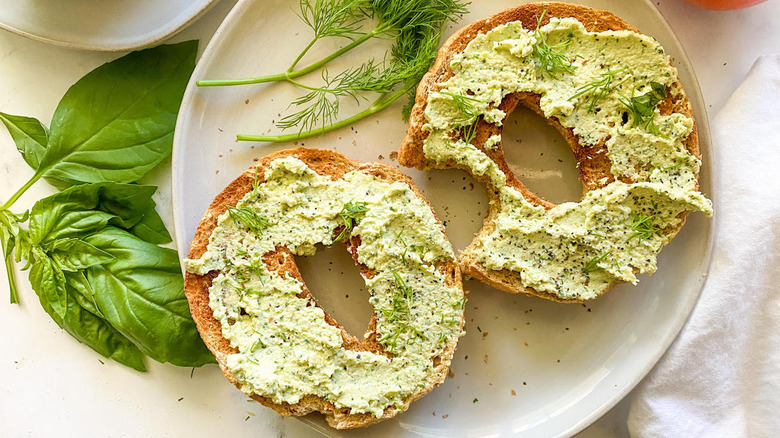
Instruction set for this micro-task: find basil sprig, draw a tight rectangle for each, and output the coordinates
[0,41,214,371]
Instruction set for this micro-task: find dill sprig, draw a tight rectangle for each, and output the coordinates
[198,0,469,142]
[297,0,370,41]
[533,10,575,78]
[663,156,688,172]
[569,67,628,112]
[439,91,483,124]
[377,267,417,351]
[582,251,612,274]
[383,268,413,319]
[240,26,443,142]
[248,337,265,353]
[277,60,396,132]
[438,90,482,144]
[627,212,659,242]
[227,206,271,235]
[461,119,479,145]
[619,81,666,133]
[333,201,368,243]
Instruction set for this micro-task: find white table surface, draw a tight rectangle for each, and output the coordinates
[1,0,778,436]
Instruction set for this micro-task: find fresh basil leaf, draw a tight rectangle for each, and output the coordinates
[64,270,102,317]
[46,238,114,272]
[38,41,198,186]
[58,295,147,372]
[95,183,159,229]
[83,227,214,366]
[129,202,171,244]
[29,252,68,320]
[0,112,48,170]
[28,182,157,244]
[30,248,147,371]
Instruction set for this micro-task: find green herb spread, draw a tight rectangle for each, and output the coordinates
[186,157,464,416]
[421,17,713,300]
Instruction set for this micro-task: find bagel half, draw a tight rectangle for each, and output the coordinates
[399,2,711,302]
[184,148,465,428]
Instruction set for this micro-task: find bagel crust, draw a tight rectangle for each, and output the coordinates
[398,2,712,302]
[184,148,465,429]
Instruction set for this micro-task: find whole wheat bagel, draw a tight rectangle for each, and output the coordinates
[184,148,465,428]
[399,2,712,302]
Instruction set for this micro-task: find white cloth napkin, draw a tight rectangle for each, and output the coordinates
[627,55,780,437]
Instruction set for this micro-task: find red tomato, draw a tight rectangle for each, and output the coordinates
[683,0,768,10]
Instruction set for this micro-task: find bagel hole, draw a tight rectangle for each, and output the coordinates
[295,244,373,340]
[502,106,583,204]
[422,169,489,253]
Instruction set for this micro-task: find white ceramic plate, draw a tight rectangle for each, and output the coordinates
[0,0,220,51]
[172,0,714,436]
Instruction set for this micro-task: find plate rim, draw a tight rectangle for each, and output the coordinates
[171,0,716,435]
[0,0,220,51]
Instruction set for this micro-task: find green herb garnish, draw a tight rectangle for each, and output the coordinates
[227,206,271,235]
[440,90,484,124]
[533,10,575,78]
[377,267,417,351]
[627,212,659,243]
[438,90,483,145]
[382,268,413,319]
[569,67,628,112]
[582,251,613,274]
[0,43,214,372]
[199,0,469,143]
[462,119,480,145]
[248,337,265,353]
[663,156,688,172]
[619,81,666,133]
[333,201,368,243]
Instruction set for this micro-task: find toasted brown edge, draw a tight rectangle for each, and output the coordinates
[397,2,700,303]
[184,148,465,428]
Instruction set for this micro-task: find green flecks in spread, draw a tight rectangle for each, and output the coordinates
[421,17,713,300]
[185,157,464,417]
[484,133,501,150]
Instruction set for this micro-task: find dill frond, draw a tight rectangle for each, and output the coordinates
[533,10,575,78]
[569,67,628,112]
[227,206,271,235]
[619,81,666,133]
[440,91,483,124]
[202,0,469,141]
[376,267,418,352]
[297,0,370,40]
[461,119,479,145]
[332,201,368,243]
[663,156,688,172]
[372,0,469,35]
[582,251,613,274]
[627,212,659,242]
